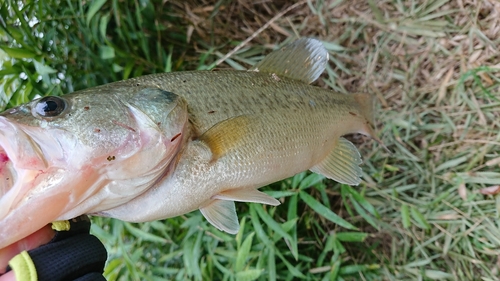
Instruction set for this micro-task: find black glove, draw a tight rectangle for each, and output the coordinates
[6,216,107,281]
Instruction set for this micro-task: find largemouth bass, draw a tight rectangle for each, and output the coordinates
[0,38,385,248]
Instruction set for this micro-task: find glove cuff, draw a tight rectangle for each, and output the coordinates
[8,216,107,281]
[9,251,37,281]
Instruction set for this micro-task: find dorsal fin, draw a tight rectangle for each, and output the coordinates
[249,38,328,84]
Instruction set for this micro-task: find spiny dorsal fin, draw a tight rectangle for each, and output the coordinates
[310,137,363,186]
[249,38,328,84]
[213,188,280,206]
[199,115,253,160]
[200,199,239,234]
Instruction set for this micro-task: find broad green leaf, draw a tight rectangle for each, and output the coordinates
[103,259,123,279]
[339,264,380,275]
[336,232,368,242]
[401,204,411,229]
[0,68,19,76]
[287,193,298,221]
[267,248,276,281]
[291,172,306,188]
[265,190,296,198]
[300,191,357,230]
[112,63,123,72]
[33,60,57,75]
[275,251,306,278]
[123,223,168,244]
[330,259,341,280]
[341,185,380,218]
[424,269,454,280]
[298,173,325,190]
[249,205,272,246]
[86,0,107,26]
[165,45,173,73]
[99,13,110,39]
[1,47,36,59]
[321,41,345,52]
[287,194,299,261]
[235,232,255,272]
[253,204,295,258]
[235,269,263,281]
[410,207,431,230]
[350,198,379,230]
[100,46,115,59]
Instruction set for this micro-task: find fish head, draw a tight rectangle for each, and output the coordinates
[0,86,189,248]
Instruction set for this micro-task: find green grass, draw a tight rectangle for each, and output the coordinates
[1,0,500,280]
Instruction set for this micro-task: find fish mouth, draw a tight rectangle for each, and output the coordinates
[0,117,48,220]
[0,142,18,221]
[0,143,16,200]
[0,117,75,250]
[0,143,17,197]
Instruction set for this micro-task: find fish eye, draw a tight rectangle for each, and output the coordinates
[33,96,67,118]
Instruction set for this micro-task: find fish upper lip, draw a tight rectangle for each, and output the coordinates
[0,117,47,170]
[0,118,21,221]
[0,117,48,199]
[0,138,15,200]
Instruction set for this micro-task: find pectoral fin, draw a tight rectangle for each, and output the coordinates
[310,137,363,186]
[213,188,280,206]
[199,115,254,160]
[200,199,240,234]
[249,38,328,84]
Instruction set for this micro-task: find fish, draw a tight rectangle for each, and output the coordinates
[0,38,386,249]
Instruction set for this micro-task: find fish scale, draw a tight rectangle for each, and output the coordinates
[112,71,357,134]
[0,38,386,248]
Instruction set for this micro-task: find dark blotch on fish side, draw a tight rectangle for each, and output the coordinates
[84,106,90,111]
[208,110,215,114]
[107,156,116,161]
[349,112,357,116]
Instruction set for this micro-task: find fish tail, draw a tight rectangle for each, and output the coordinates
[352,93,392,154]
[352,93,375,126]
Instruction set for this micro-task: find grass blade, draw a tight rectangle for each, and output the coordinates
[300,191,357,230]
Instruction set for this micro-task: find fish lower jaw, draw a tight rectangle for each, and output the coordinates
[0,147,15,200]
[0,168,41,221]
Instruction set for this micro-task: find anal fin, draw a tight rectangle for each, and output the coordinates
[310,137,363,186]
[213,188,280,206]
[200,199,240,234]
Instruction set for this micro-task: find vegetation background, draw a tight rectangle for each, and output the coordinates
[1,0,500,280]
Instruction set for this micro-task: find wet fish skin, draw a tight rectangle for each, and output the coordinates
[95,70,377,232]
[0,38,384,246]
[0,87,189,248]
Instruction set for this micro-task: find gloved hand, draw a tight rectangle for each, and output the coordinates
[0,216,107,281]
